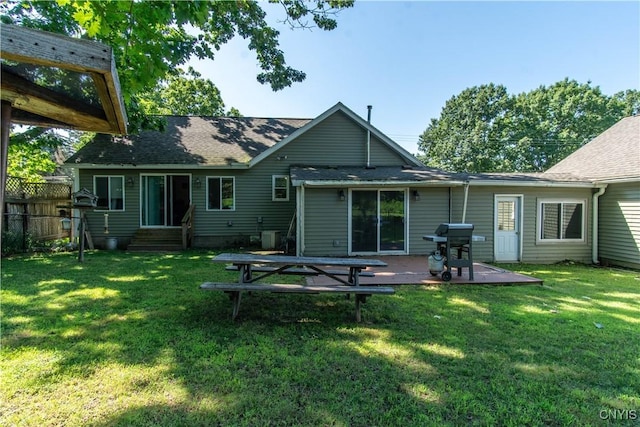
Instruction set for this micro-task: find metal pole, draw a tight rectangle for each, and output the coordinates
[1,101,12,232]
[78,211,85,262]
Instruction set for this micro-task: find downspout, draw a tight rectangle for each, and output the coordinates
[366,105,372,168]
[461,180,470,223]
[592,185,607,264]
[448,187,452,223]
[297,185,305,256]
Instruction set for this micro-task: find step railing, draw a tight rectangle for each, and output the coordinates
[181,204,195,249]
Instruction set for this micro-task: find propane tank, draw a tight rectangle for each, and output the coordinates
[428,250,444,275]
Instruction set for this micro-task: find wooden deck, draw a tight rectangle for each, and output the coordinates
[305,256,543,286]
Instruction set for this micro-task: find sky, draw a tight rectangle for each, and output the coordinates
[188,1,640,155]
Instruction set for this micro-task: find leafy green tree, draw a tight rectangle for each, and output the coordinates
[506,79,616,171]
[418,79,639,172]
[138,67,228,116]
[419,84,514,172]
[1,0,351,177]
[2,0,353,131]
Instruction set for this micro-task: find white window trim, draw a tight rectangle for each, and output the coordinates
[537,198,586,243]
[272,175,290,202]
[206,176,236,211]
[93,175,125,212]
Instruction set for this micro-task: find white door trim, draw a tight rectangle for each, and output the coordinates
[494,194,523,262]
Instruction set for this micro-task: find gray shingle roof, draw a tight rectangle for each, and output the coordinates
[290,165,459,185]
[546,115,640,181]
[466,171,586,183]
[66,116,312,166]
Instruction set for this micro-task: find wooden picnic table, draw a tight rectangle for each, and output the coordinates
[202,253,392,321]
[211,252,387,286]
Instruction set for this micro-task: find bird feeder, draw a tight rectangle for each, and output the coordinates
[72,188,98,208]
[71,188,98,262]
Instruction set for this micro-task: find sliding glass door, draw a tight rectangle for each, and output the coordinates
[350,189,406,254]
[141,175,190,227]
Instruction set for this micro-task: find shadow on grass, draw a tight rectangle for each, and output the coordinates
[2,252,639,426]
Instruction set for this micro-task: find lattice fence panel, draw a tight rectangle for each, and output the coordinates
[5,176,71,200]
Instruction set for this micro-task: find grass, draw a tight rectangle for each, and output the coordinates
[1,250,639,426]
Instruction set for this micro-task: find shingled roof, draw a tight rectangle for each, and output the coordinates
[66,116,312,166]
[546,115,640,182]
[290,165,460,186]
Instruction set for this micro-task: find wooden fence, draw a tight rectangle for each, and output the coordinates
[2,176,72,247]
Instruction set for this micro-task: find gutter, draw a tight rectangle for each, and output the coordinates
[68,163,251,170]
[466,180,596,188]
[592,185,607,264]
[292,179,467,187]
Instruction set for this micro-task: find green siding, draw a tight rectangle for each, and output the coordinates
[77,169,142,247]
[303,188,348,256]
[301,186,450,256]
[451,186,593,264]
[281,111,407,167]
[599,182,640,269]
[408,187,450,255]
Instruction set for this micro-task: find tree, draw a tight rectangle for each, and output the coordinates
[1,0,351,176]
[138,67,228,116]
[418,79,639,172]
[2,0,353,131]
[418,84,514,172]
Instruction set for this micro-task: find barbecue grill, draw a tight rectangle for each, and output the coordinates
[423,223,475,281]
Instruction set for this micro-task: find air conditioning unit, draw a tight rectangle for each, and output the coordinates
[261,231,281,250]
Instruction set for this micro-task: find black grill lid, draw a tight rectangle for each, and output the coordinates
[435,223,474,236]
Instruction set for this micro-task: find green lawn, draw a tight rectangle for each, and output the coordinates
[1,251,638,426]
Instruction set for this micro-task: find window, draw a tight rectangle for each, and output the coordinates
[207,177,235,210]
[538,199,585,242]
[94,176,124,211]
[272,175,289,201]
[497,200,516,231]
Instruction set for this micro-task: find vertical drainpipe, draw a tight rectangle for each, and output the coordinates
[592,185,607,264]
[366,105,372,168]
[461,180,470,223]
[297,185,305,256]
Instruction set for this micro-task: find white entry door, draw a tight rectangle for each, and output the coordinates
[494,196,521,262]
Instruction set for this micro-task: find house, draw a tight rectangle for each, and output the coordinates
[65,102,616,265]
[546,115,640,269]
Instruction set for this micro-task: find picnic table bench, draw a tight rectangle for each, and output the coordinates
[201,253,393,321]
[224,265,376,277]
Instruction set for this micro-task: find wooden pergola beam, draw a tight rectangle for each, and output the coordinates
[0,24,127,135]
[0,24,128,233]
[1,68,113,133]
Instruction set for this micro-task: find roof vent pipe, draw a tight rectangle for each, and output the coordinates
[366,105,372,168]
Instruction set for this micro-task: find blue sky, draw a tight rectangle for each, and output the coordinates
[188,1,640,155]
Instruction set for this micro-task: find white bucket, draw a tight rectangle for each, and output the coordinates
[105,237,118,250]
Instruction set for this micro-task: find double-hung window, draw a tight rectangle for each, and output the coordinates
[94,176,124,211]
[207,177,235,210]
[272,175,289,201]
[538,199,585,242]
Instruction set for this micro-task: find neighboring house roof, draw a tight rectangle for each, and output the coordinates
[291,165,461,187]
[546,115,640,182]
[66,116,311,167]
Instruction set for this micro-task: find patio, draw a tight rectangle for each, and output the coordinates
[306,256,543,286]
